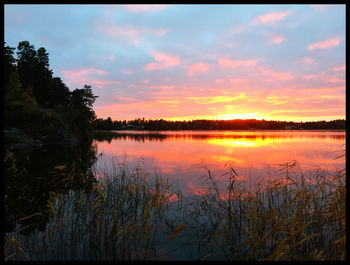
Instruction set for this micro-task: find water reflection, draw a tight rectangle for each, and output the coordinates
[93,130,345,143]
[4,141,98,234]
[93,130,345,197]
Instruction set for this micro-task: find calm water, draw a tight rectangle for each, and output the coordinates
[93,130,345,196]
[5,130,345,260]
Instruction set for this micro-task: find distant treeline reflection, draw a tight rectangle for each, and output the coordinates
[93,131,345,143]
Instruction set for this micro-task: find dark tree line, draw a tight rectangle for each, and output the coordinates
[93,117,346,131]
[4,41,98,143]
[4,41,99,234]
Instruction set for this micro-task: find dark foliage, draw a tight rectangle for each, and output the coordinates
[93,118,346,131]
[4,41,98,143]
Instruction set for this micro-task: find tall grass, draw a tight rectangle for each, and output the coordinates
[4,157,176,261]
[4,156,346,261]
[174,160,346,261]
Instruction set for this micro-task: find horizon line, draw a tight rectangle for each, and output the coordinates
[97,117,346,123]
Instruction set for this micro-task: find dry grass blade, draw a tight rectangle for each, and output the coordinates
[17,213,42,221]
[168,224,184,241]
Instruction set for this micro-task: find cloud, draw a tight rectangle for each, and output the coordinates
[303,72,345,84]
[327,77,345,83]
[101,55,117,61]
[122,69,133,75]
[187,63,210,76]
[100,26,139,37]
[62,67,108,85]
[61,67,124,88]
[229,78,247,83]
[232,24,245,34]
[271,36,285,45]
[144,52,180,70]
[186,94,246,104]
[99,25,169,38]
[310,5,327,12]
[218,58,258,68]
[304,74,318,79]
[307,37,341,51]
[333,64,345,71]
[90,80,122,88]
[153,29,169,36]
[122,4,168,13]
[302,57,314,64]
[148,85,175,90]
[258,67,294,81]
[253,10,293,24]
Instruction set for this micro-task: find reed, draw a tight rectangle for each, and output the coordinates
[4,156,176,261]
[4,155,345,261]
[174,159,346,261]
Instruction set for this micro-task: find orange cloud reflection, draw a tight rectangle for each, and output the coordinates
[93,131,345,197]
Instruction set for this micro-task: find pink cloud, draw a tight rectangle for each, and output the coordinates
[310,5,327,11]
[302,72,345,84]
[333,64,345,71]
[144,52,180,70]
[229,78,247,83]
[215,79,225,83]
[253,10,294,24]
[102,55,116,61]
[327,78,345,83]
[272,36,285,45]
[232,24,245,34]
[148,85,175,90]
[122,4,168,13]
[97,24,169,44]
[304,74,318,79]
[102,26,139,37]
[187,63,210,76]
[307,37,341,51]
[122,69,133,75]
[60,68,124,88]
[153,29,169,36]
[117,96,136,102]
[91,80,122,88]
[62,68,108,85]
[225,43,234,48]
[302,57,314,64]
[219,58,258,68]
[259,67,294,81]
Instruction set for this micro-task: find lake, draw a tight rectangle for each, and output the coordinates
[93,130,345,197]
[4,129,346,260]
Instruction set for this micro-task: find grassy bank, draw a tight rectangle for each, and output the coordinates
[4,157,346,261]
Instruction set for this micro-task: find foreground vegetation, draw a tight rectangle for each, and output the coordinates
[4,155,345,261]
[175,161,346,260]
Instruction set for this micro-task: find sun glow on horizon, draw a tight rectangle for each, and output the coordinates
[136,113,344,123]
[160,113,266,122]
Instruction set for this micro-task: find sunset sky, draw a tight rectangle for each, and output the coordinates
[4,4,346,122]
